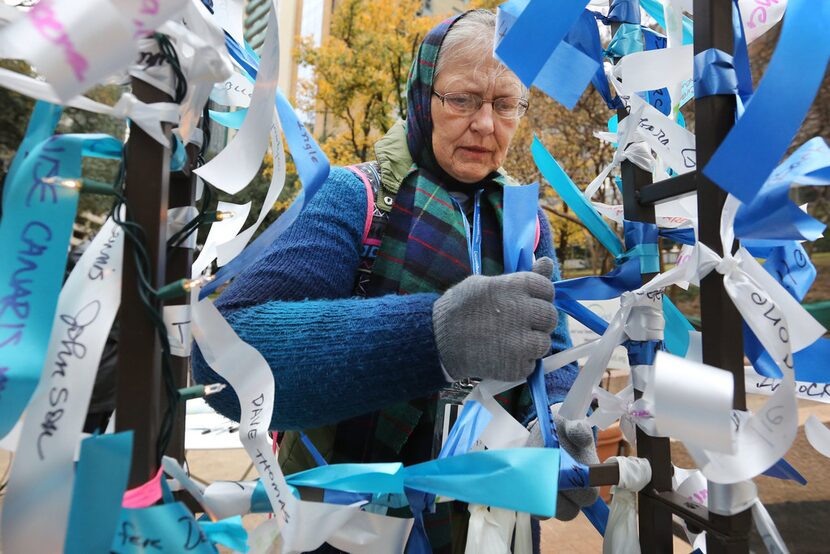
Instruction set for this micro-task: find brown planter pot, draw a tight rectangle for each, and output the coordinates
[596,423,624,501]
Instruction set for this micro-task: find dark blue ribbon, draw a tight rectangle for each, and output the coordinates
[642,27,671,116]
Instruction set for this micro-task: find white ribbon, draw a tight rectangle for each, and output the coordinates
[653,352,735,454]
[619,92,697,175]
[0,218,123,554]
[194,0,280,195]
[464,505,527,554]
[587,385,656,446]
[612,45,694,95]
[191,200,252,276]
[805,415,830,458]
[163,305,192,358]
[161,0,235,143]
[584,105,653,200]
[0,0,187,100]
[0,67,178,145]
[739,0,788,44]
[683,196,825,483]
[603,456,651,554]
[744,367,830,405]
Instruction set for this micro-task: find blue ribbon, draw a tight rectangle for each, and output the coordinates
[734,137,830,242]
[659,227,695,245]
[694,48,739,99]
[65,432,134,554]
[438,400,492,459]
[111,503,218,553]
[503,183,560,448]
[569,10,623,110]
[625,339,659,367]
[0,133,122,437]
[582,497,610,535]
[642,27,672,116]
[170,135,187,172]
[762,458,807,485]
[606,0,641,24]
[703,0,830,204]
[404,488,431,554]
[286,448,560,517]
[200,34,330,298]
[496,0,599,109]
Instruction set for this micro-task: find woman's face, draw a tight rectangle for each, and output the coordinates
[431,56,523,183]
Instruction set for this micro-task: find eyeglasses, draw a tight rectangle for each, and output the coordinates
[432,91,529,119]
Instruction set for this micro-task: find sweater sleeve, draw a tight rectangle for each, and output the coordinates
[191,167,448,430]
[535,208,578,405]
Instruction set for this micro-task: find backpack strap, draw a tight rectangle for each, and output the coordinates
[346,161,391,298]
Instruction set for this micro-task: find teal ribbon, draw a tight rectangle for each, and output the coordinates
[65,432,133,554]
[532,135,623,257]
[199,516,249,553]
[639,0,694,45]
[286,448,560,517]
[617,243,660,274]
[111,503,219,553]
[0,133,122,437]
[4,101,62,201]
[605,23,643,58]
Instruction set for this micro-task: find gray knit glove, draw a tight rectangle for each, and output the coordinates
[528,410,600,520]
[432,257,557,382]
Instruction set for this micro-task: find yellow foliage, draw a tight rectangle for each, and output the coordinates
[296,0,442,166]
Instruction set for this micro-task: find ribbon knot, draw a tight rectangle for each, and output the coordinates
[715,254,741,276]
[111,93,139,119]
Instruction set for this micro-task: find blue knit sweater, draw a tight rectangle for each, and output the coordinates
[192,167,577,430]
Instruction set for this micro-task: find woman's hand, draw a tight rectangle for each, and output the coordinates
[432,257,557,382]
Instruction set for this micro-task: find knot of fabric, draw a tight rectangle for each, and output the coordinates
[603,456,652,554]
[111,92,139,119]
[624,303,665,341]
[694,48,739,99]
[715,254,741,276]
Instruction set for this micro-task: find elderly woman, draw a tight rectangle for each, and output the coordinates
[194,9,597,553]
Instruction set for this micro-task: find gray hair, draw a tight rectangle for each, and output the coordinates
[434,9,528,99]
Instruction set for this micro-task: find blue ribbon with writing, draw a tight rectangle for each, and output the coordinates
[200,33,330,297]
[65,432,133,554]
[0,133,122,437]
[111,503,219,553]
[703,0,830,204]
[744,241,830,384]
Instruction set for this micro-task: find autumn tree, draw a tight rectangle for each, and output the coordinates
[295,0,442,165]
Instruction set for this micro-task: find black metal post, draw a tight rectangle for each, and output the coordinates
[693,1,752,551]
[116,78,172,487]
